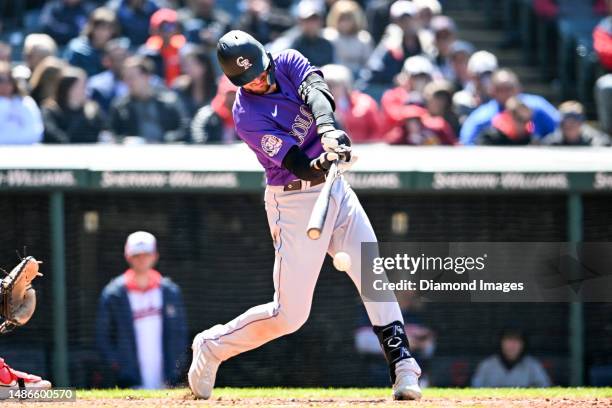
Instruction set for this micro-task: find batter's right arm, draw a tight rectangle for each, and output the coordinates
[282,146,338,181]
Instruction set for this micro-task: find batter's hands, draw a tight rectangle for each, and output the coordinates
[311,152,358,174]
[311,151,339,171]
[318,126,352,162]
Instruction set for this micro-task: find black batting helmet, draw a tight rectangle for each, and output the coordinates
[217,30,272,87]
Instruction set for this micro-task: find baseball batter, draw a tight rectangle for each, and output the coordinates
[188,30,422,400]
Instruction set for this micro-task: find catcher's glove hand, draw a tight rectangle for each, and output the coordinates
[0,256,43,334]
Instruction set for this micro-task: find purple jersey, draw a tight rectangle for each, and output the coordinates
[233,49,325,186]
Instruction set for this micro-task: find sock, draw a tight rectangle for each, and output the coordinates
[373,320,412,383]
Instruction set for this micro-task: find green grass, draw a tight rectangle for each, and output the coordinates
[79,387,612,400]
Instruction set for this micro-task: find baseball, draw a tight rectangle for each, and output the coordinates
[333,251,352,271]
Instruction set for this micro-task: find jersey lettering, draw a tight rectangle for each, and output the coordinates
[289,105,314,145]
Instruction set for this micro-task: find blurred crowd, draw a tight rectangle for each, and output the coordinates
[0,0,610,146]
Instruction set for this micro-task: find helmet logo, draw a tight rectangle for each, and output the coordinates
[236,56,253,70]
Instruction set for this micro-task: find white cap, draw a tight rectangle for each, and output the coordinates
[296,0,324,19]
[390,0,416,19]
[403,55,435,76]
[321,64,353,89]
[467,50,498,75]
[124,231,157,257]
[430,15,456,33]
[413,0,442,15]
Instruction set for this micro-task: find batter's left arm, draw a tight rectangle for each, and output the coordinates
[298,73,336,132]
[298,73,352,160]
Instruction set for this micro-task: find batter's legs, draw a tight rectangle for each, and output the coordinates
[192,185,338,364]
[189,180,420,399]
[327,179,422,400]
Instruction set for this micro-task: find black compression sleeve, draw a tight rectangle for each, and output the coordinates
[298,73,336,129]
[282,145,324,181]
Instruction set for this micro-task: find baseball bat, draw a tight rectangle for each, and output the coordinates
[306,160,339,240]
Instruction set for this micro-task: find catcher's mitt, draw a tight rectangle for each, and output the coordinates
[0,256,43,334]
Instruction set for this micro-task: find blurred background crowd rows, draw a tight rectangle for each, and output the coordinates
[0,0,611,146]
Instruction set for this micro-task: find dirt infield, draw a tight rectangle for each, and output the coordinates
[11,396,612,407]
[7,388,612,407]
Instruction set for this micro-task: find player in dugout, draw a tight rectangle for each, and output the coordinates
[187,30,422,401]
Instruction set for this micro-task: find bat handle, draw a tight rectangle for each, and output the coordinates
[306,160,339,240]
[307,227,321,240]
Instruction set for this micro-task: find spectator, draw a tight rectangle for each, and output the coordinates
[477,97,536,145]
[29,56,66,106]
[42,67,107,143]
[0,62,43,145]
[96,231,188,389]
[236,0,294,45]
[140,8,186,86]
[597,0,609,15]
[385,104,456,145]
[430,15,457,79]
[596,74,612,134]
[87,37,130,114]
[179,0,232,49]
[424,80,460,136]
[323,0,373,76]
[321,64,381,143]
[380,55,437,133]
[411,0,443,60]
[594,1,612,134]
[173,46,217,120]
[448,40,474,90]
[0,41,11,63]
[534,0,608,20]
[541,101,611,146]
[109,0,159,48]
[22,34,58,73]
[64,7,119,77]
[110,56,186,143]
[1,41,25,92]
[593,0,612,71]
[290,1,335,68]
[363,0,424,85]
[472,329,551,387]
[365,0,393,45]
[459,69,559,145]
[452,50,498,122]
[190,75,238,144]
[413,0,442,30]
[39,0,94,46]
[272,0,294,9]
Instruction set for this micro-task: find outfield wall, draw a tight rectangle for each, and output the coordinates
[0,145,611,388]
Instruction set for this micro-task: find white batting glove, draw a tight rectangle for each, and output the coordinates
[319,127,352,161]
